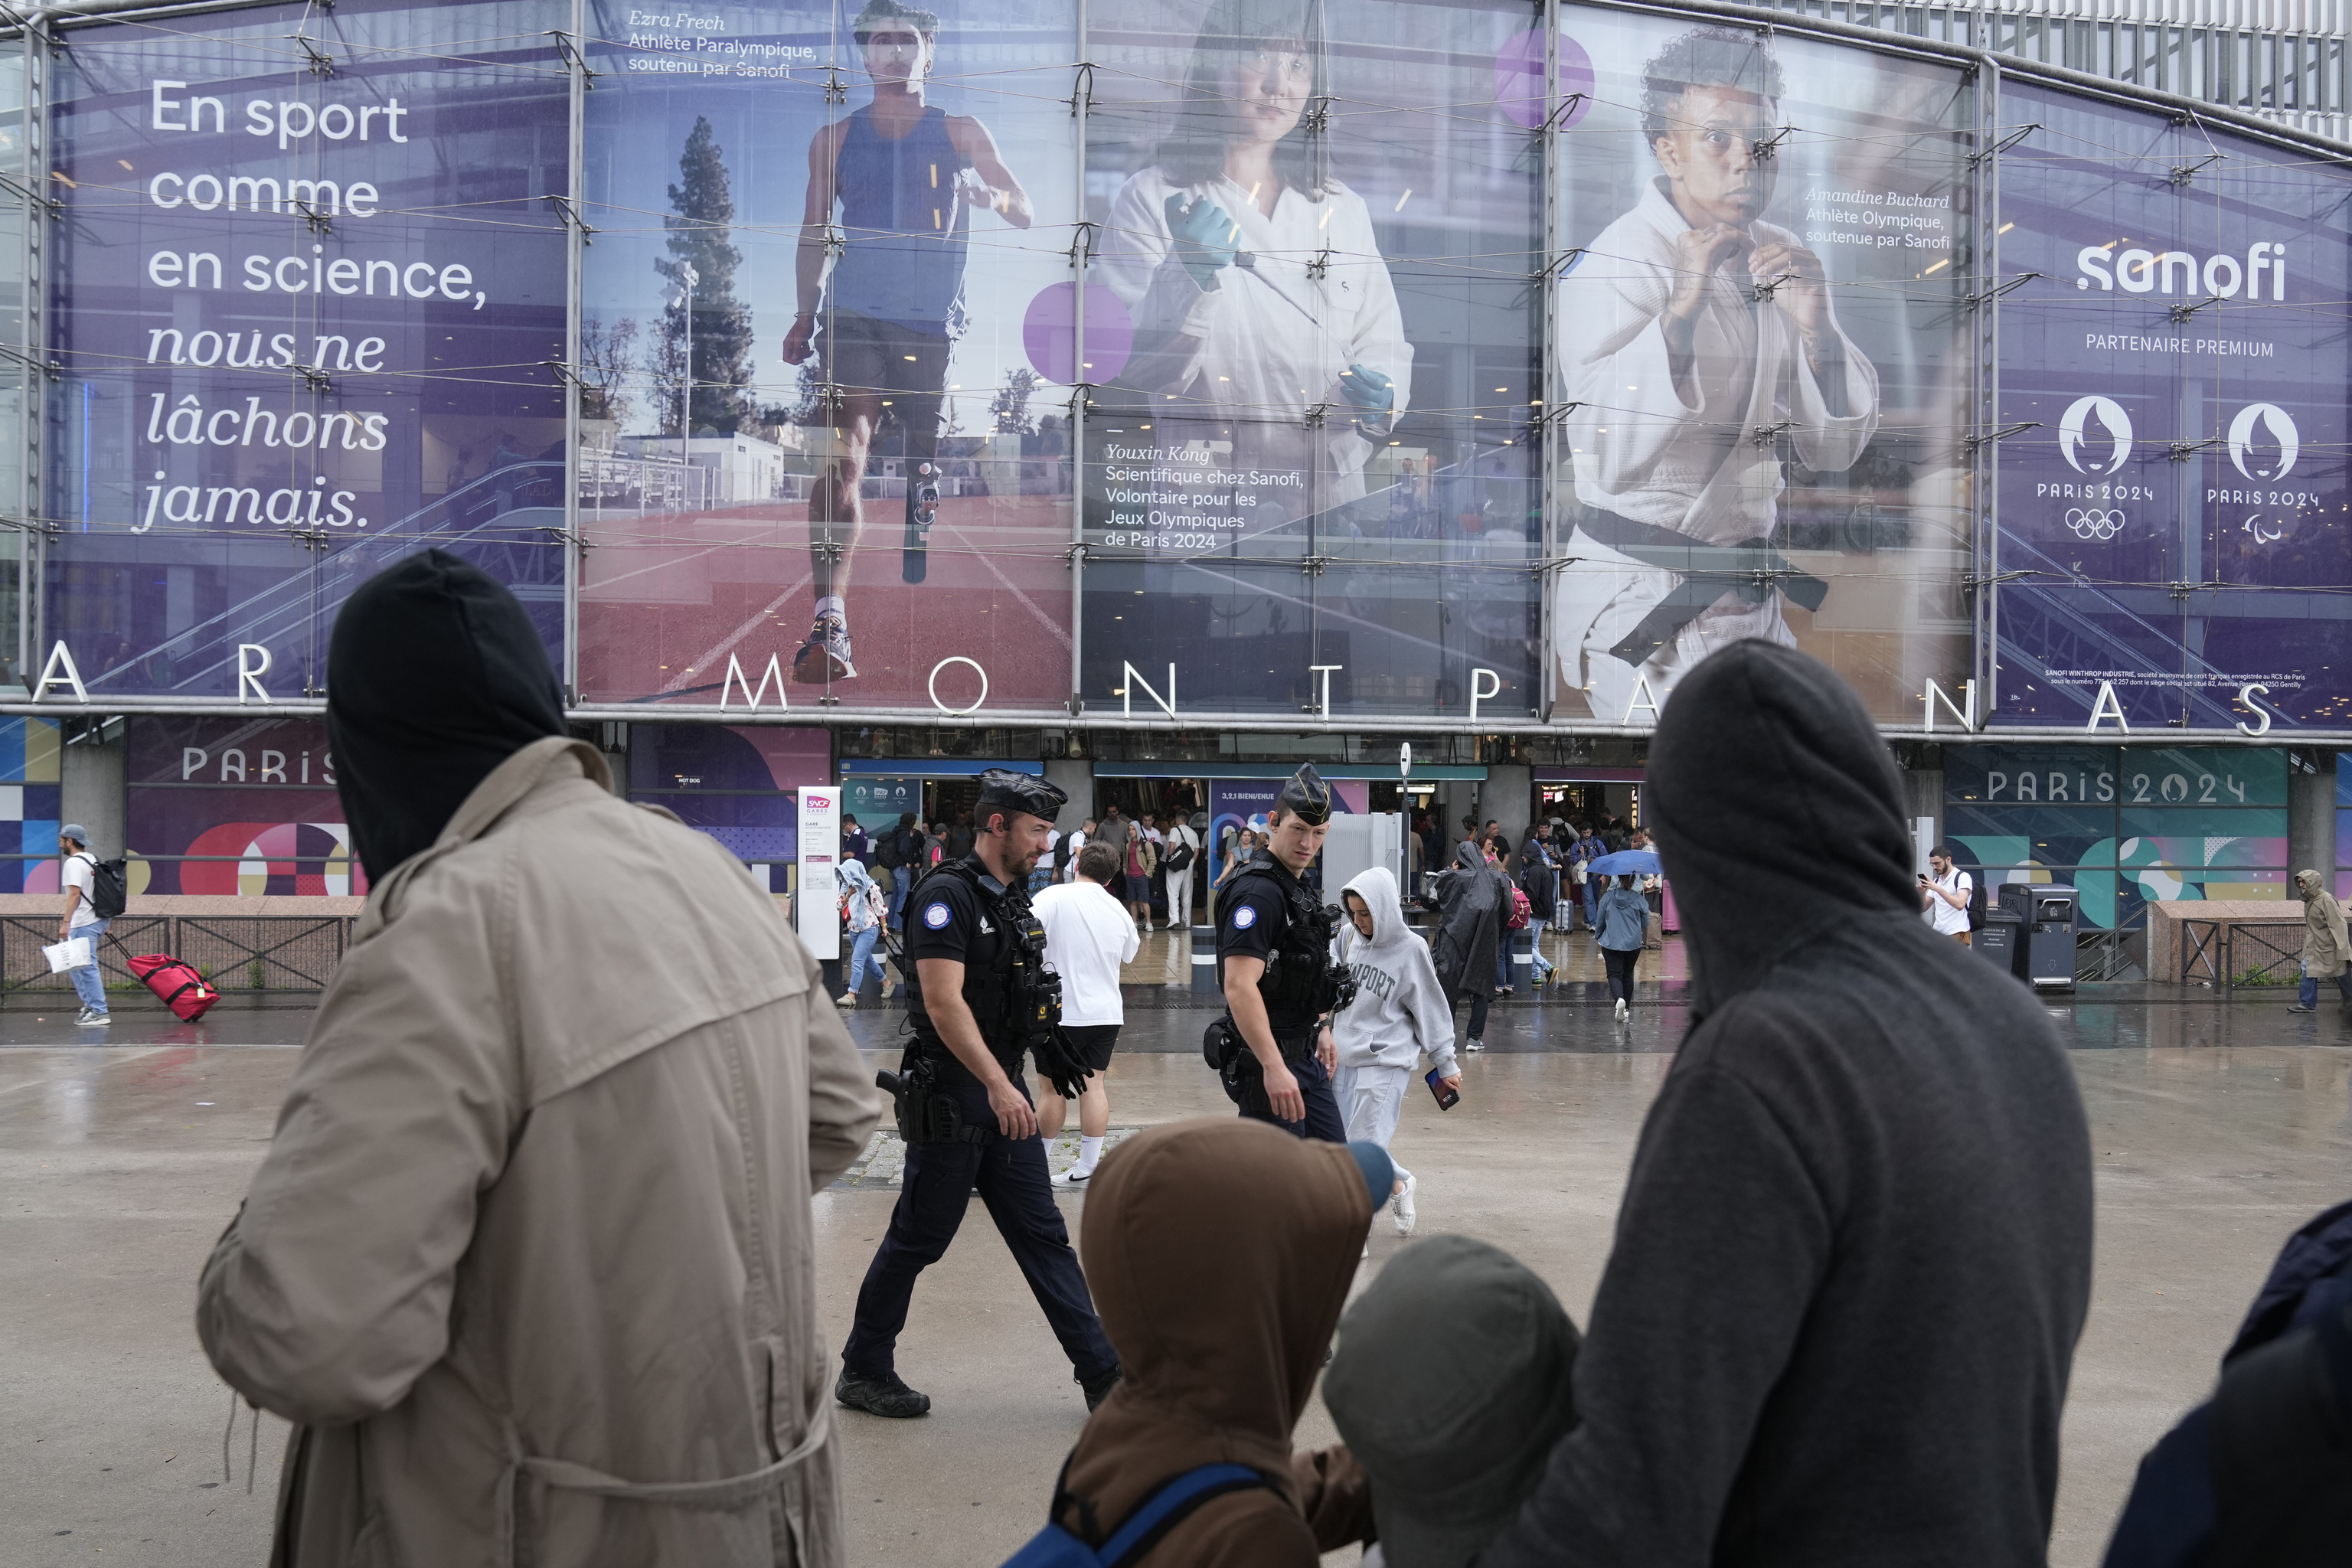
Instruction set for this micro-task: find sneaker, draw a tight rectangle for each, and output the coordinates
[1054,1166,1093,1186]
[74,1007,108,1026]
[2286,1002,2316,1014]
[791,612,857,683]
[1614,997,1629,1022]
[1463,1037,1485,1054]
[1080,1363,1123,1413]
[836,1369,931,1419]
[835,992,858,1010]
[1392,1171,1417,1236]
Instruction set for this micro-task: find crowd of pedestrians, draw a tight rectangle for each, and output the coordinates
[184,554,2341,1568]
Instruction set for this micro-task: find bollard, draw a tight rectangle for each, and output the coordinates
[1191,923,1220,995]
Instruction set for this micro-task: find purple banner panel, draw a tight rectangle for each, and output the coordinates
[1994,82,2352,732]
[45,0,571,702]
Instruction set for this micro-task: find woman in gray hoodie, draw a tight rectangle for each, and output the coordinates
[1333,867,1463,1240]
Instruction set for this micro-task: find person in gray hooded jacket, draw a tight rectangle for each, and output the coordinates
[1331,867,1462,1237]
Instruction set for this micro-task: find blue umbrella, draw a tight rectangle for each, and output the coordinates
[1585,850,1661,877]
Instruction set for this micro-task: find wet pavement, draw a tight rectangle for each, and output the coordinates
[2,978,2347,1566]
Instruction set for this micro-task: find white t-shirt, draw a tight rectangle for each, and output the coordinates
[1163,824,1199,873]
[1034,877,1139,1027]
[63,853,102,929]
[1925,867,1972,936]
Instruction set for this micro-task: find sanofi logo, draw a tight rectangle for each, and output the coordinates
[2059,396,2133,475]
[2076,240,2285,299]
[2226,403,2298,479]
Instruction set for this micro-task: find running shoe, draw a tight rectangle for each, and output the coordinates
[1392,1171,1417,1236]
[1054,1167,1093,1187]
[791,611,856,683]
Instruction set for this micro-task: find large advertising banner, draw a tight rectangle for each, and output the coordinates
[1942,743,2287,929]
[1549,13,1973,727]
[45,0,572,701]
[1076,0,1544,718]
[1992,83,2352,731]
[578,0,1080,713]
[125,717,360,895]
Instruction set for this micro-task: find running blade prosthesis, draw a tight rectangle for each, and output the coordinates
[902,462,940,584]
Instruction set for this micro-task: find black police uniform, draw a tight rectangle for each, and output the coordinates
[1215,848,1350,1143]
[841,853,1118,1390]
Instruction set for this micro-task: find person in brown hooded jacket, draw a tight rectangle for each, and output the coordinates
[1049,1119,1377,1563]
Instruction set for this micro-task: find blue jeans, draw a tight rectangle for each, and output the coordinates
[67,920,109,1012]
[2298,963,2352,1008]
[887,866,911,930]
[847,923,884,992]
[1581,879,1599,929]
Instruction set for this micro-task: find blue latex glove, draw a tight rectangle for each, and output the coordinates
[1339,362,1395,416]
[1165,193,1240,291]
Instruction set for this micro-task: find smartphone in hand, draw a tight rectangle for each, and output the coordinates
[1426,1067,1459,1111]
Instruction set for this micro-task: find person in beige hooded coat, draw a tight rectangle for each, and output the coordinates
[2289,867,2351,1013]
[195,552,880,1567]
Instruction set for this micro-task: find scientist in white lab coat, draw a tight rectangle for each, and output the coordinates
[1557,26,1879,724]
[1096,0,1413,555]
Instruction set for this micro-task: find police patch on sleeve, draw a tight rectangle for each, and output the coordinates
[1232,904,1258,929]
[923,901,952,930]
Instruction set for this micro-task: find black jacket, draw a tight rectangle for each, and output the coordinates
[1481,640,2094,1568]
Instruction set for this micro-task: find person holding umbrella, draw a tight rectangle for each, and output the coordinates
[1585,844,1663,1025]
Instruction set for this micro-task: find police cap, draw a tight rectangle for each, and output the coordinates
[975,768,1067,825]
[1276,763,1333,826]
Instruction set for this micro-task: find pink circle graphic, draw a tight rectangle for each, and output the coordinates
[1497,28,1595,132]
[1023,282,1134,386]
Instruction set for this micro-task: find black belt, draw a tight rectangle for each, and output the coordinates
[1573,507,1828,669]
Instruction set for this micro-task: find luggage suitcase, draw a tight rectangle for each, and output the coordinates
[126,951,220,1022]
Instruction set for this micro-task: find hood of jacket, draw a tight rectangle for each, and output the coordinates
[326,549,567,884]
[1646,640,1916,1020]
[1060,1120,1370,1533]
[1338,865,1410,959]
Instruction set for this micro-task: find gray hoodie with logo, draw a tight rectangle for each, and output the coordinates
[1331,867,1460,1080]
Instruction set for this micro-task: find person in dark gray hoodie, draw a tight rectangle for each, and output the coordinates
[1477,639,2095,1568]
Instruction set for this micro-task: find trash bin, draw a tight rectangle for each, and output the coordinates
[1999,884,2078,991]
[1975,907,2024,976]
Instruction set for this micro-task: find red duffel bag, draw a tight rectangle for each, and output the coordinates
[126,952,220,1022]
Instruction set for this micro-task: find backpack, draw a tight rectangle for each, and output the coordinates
[1002,1462,1272,1568]
[1965,873,1987,931]
[1506,887,1531,931]
[1162,835,1194,873]
[77,853,129,921]
[875,831,902,872]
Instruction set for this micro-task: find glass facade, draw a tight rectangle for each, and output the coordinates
[0,0,2344,740]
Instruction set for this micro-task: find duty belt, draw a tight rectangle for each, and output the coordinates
[1573,506,1828,669]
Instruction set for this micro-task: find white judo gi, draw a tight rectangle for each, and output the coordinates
[1557,177,1879,721]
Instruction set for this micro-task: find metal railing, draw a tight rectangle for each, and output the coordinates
[2177,918,2304,993]
[0,914,354,998]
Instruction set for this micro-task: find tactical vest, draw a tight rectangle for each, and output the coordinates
[1224,853,1352,1030]
[908,854,1062,1067]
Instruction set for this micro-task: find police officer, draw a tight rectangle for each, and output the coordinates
[838,768,1122,1419]
[1214,764,1352,1142]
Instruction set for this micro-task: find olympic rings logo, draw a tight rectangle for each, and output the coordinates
[2065,508,2127,541]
